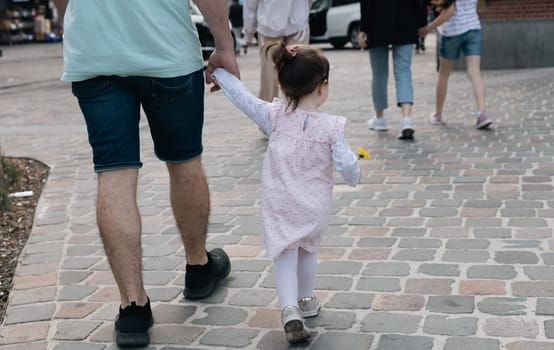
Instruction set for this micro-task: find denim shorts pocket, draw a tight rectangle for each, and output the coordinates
[71,77,111,99]
[152,75,195,102]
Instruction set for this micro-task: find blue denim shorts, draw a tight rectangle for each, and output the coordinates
[72,69,205,172]
[439,29,483,60]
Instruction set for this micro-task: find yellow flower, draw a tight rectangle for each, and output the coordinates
[357,147,370,160]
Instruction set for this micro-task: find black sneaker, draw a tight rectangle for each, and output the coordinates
[115,298,154,348]
[184,248,231,299]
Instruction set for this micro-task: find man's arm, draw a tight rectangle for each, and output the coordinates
[53,0,67,25]
[193,0,240,89]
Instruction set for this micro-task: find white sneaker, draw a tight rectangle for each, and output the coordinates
[430,112,445,125]
[281,306,310,343]
[298,295,321,318]
[368,117,388,131]
[398,116,415,140]
[475,112,493,129]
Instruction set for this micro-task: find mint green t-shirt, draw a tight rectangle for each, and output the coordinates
[61,0,204,82]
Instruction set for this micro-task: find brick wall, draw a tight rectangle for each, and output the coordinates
[479,0,554,20]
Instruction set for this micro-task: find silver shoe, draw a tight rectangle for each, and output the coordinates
[298,295,321,318]
[281,306,311,343]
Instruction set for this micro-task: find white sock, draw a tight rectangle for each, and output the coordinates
[273,249,299,309]
[297,248,317,299]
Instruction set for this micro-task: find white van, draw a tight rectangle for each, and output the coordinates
[310,0,361,49]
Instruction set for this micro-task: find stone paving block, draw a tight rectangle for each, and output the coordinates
[199,328,259,348]
[391,228,427,237]
[309,332,373,350]
[442,250,490,263]
[255,330,306,350]
[460,280,506,295]
[424,315,478,336]
[229,288,275,307]
[524,266,554,280]
[320,236,355,247]
[392,249,436,261]
[474,228,512,239]
[247,308,280,329]
[512,282,554,297]
[143,271,177,286]
[508,218,548,227]
[317,261,363,275]
[405,278,454,295]
[305,310,356,330]
[427,296,474,314]
[55,303,101,319]
[62,257,102,270]
[53,342,106,350]
[357,277,401,292]
[506,341,554,350]
[546,320,554,338]
[59,285,98,301]
[362,262,410,276]
[54,320,102,341]
[315,276,353,291]
[502,240,543,249]
[150,325,205,346]
[372,294,424,311]
[418,263,461,277]
[429,227,467,238]
[11,286,56,305]
[536,298,554,316]
[361,312,421,334]
[348,216,386,226]
[227,272,261,288]
[484,317,539,338]
[464,200,502,208]
[375,334,434,350]
[443,337,500,350]
[0,343,48,350]
[191,306,248,326]
[495,251,540,264]
[152,304,196,324]
[143,258,183,271]
[4,303,55,325]
[398,238,442,249]
[446,239,490,249]
[326,292,373,309]
[467,265,517,279]
[357,237,397,247]
[145,287,182,302]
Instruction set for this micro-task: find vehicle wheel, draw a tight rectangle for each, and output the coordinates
[329,38,347,49]
[349,23,360,49]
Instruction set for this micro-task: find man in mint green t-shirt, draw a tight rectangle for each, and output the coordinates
[54,0,239,347]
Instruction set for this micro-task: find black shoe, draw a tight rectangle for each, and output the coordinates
[115,298,154,348]
[184,248,231,299]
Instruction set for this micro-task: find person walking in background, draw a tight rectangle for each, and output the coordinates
[243,0,312,102]
[358,0,428,140]
[211,43,360,343]
[229,0,244,55]
[420,0,493,129]
[53,0,238,347]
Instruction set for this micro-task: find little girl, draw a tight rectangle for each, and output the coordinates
[212,43,360,343]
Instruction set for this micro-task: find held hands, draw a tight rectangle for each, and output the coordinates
[358,32,368,50]
[205,49,240,92]
[418,26,429,38]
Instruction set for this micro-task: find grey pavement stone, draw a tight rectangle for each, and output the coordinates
[348,216,386,226]
[150,325,205,346]
[427,296,474,314]
[543,253,554,265]
[320,236,355,247]
[316,276,353,290]
[230,259,270,272]
[357,237,397,247]
[495,251,540,264]
[61,257,102,270]
[467,265,518,279]
[11,287,56,305]
[191,306,247,326]
[309,332,374,350]
[256,330,309,350]
[423,315,477,336]
[326,293,374,309]
[536,298,554,316]
[229,288,275,306]
[357,277,401,292]
[305,310,356,330]
[375,335,434,350]
[442,250,490,263]
[146,287,182,302]
[464,200,502,208]
[420,208,458,217]
[317,261,363,275]
[391,228,426,237]
[508,218,548,227]
[545,320,554,338]
[152,304,196,324]
[59,285,98,301]
[513,282,554,297]
[485,317,539,338]
[143,271,177,285]
[392,249,436,261]
[360,313,421,333]
[501,208,537,217]
[474,228,512,239]
[506,200,543,208]
[4,303,55,325]
[418,264,461,277]
[225,272,261,288]
[524,266,554,280]
[505,341,554,350]
[398,238,442,249]
[200,328,259,348]
[54,320,102,340]
[362,262,410,276]
[446,239,490,249]
[53,343,106,350]
[444,337,500,350]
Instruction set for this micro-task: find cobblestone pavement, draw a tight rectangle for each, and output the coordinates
[1,40,554,350]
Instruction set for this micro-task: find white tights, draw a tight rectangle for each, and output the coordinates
[273,248,318,309]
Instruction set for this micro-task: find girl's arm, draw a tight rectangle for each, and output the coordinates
[212,68,272,135]
[419,2,455,37]
[332,134,360,187]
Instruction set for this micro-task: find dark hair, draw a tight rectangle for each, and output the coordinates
[267,42,329,110]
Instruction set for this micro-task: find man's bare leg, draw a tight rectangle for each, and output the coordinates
[97,168,147,307]
[167,158,210,265]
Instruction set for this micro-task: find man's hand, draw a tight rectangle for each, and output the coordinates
[205,49,240,92]
[418,26,429,38]
[358,32,368,49]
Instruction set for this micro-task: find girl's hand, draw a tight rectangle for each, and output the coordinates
[418,26,428,38]
[358,32,368,49]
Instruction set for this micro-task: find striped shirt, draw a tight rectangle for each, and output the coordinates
[438,0,481,37]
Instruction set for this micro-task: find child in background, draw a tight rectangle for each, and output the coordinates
[212,43,360,343]
[420,0,493,129]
